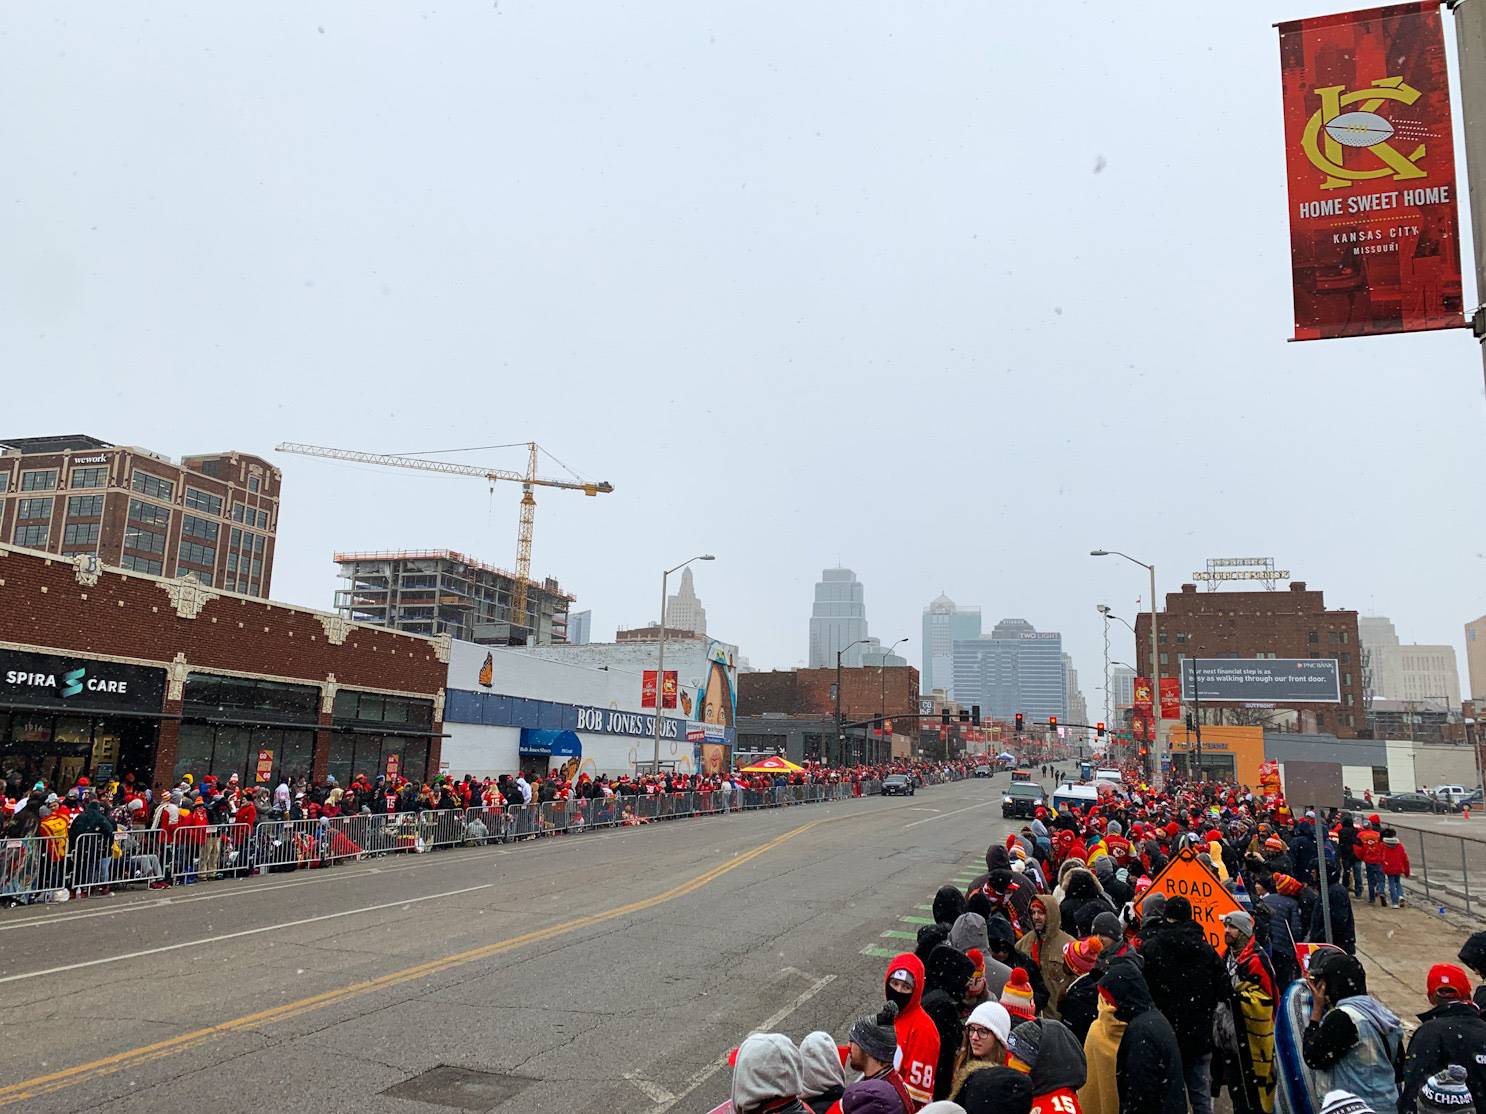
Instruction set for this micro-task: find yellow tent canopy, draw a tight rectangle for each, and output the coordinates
[738,754,805,774]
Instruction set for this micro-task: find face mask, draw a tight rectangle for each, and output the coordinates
[886,988,913,1011]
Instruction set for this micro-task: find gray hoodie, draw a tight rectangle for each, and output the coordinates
[799,1031,845,1103]
[949,913,1013,996]
[731,1033,802,1114]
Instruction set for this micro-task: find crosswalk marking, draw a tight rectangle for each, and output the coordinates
[860,945,899,958]
[900,915,933,925]
[880,929,917,940]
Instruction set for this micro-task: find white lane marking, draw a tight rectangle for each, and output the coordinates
[647,973,837,1113]
[625,1073,675,1104]
[0,883,494,985]
[905,807,941,813]
[904,799,1000,829]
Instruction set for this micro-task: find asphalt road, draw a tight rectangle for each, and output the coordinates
[0,776,1023,1114]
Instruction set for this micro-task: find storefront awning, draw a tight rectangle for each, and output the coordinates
[519,728,581,758]
[0,702,180,722]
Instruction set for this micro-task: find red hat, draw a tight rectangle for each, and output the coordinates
[966,948,986,979]
[999,968,1036,1021]
[77,777,90,787]
[1204,829,1222,843]
[1165,821,1181,839]
[1264,835,1286,852]
[1427,963,1472,999]
[1062,936,1104,977]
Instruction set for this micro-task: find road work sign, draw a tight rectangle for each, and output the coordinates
[1133,847,1242,955]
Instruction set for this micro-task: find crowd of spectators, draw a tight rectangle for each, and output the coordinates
[716,766,1486,1114]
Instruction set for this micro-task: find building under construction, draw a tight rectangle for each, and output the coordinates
[334,550,574,646]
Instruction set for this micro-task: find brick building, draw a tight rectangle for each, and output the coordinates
[0,434,280,596]
[739,666,920,723]
[0,544,447,800]
[1134,581,1365,739]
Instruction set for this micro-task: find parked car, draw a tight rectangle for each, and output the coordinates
[1001,781,1046,819]
[973,765,993,778]
[881,774,915,797]
[1378,791,1447,814]
[1342,791,1371,810]
[1429,785,1471,810]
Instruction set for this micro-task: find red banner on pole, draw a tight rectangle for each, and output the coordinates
[661,670,678,709]
[1159,677,1181,721]
[1134,676,1153,714]
[641,670,657,709]
[1278,3,1466,339]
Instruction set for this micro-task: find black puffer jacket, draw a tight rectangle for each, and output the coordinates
[1059,969,1101,1043]
[923,943,974,1102]
[1460,932,1486,1014]
[1401,1001,1486,1114]
[1138,918,1227,1063]
[1101,956,1187,1114]
[1059,870,1108,937]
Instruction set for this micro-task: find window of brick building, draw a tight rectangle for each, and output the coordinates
[20,470,57,491]
[69,466,107,488]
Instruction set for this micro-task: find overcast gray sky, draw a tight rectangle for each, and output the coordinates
[3,2,1482,703]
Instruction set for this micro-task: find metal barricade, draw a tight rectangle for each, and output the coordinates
[109,825,169,889]
[1392,820,1485,916]
[419,808,467,849]
[461,805,507,845]
[0,831,70,903]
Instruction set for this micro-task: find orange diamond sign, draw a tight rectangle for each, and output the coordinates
[1133,847,1243,955]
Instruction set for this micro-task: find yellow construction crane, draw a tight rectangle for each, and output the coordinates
[275,441,613,629]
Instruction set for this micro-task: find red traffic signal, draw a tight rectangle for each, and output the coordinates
[1014,712,1024,733]
[1048,715,1058,730]
[1096,721,1106,737]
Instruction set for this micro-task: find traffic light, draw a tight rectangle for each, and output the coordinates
[941,710,950,726]
[1048,715,1058,731]
[1186,713,1195,732]
[1096,721,1106,737]
[959,709,970,723]
[1014,712,1024,734]
[971,704,981,727]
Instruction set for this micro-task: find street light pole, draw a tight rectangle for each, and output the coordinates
[835,637,869,767]
[1092,550,1163,779]
[879,638,909,766]
[1097,605,1113,735]
[651,554,715,774]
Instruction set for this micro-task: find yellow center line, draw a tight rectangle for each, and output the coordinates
[0,818,822,1106]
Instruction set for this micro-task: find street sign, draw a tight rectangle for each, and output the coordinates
[1132,847,1242,955]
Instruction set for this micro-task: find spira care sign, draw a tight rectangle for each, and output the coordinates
[5,667,131,699]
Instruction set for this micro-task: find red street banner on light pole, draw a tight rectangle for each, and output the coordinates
[1278,3,1466,340]
[1159,677,1181,721]
[641,670,657,709]
[1133,676,1153,715]
[661,670,678,709]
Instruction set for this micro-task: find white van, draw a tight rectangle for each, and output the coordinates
[1095,768,1123,784]
[1052,783,1099,813]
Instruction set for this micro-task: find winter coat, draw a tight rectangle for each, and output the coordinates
[1381,839,1410,877]
[67,802,115,849]
[1102,957,1187,1114]
[955,1065,1033,1114]
[1337,821,1360,864]
[1079,996,1125,1114]
[1357,829,1384,865]
[842,1072,914,1114]
[1138,918,1227,1062]
[1059,871,1108,938]
[1400,1001,1486,1114]
[922,946,972,1102]
[1060,970,1101,1044]
[799,1032,846,1114]
[1460,932,1486,1014]
[1227,934,1278,1114]
[1017,894,1076,1020]
[884,952,941,1107]
[1308,882,1356,955]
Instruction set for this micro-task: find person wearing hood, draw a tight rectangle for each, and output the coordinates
[1059,870,1112,938]
[952,1001,1011,1096]
[67,797,116,894]
[731,1033,809,1114]
[1220,910,1278,1114]
[954,1065,1033,1114]
[934,885,968,928]
[883,952,941,1107]
[1138,895,1227,1114]
[1399,964,1486,1114]
[950,914,1012,997]
[1007,1017,1087,1114]
[967,843,1013,896]
[799,1031,847,1114]
[1309,859,1357,956]
[1092,858,1133,910]
[1379,830,1410,910]
[1458,932,1486,1014]
[923,944,975,1101]
[1301,950,1403,1114]
[1097,954,1187,1114]
[986,915,1043,1006]
[983,868,1038,935]
[844,1003,916,1114]
[1017,893,1075,1019]
[917,923,952,965]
